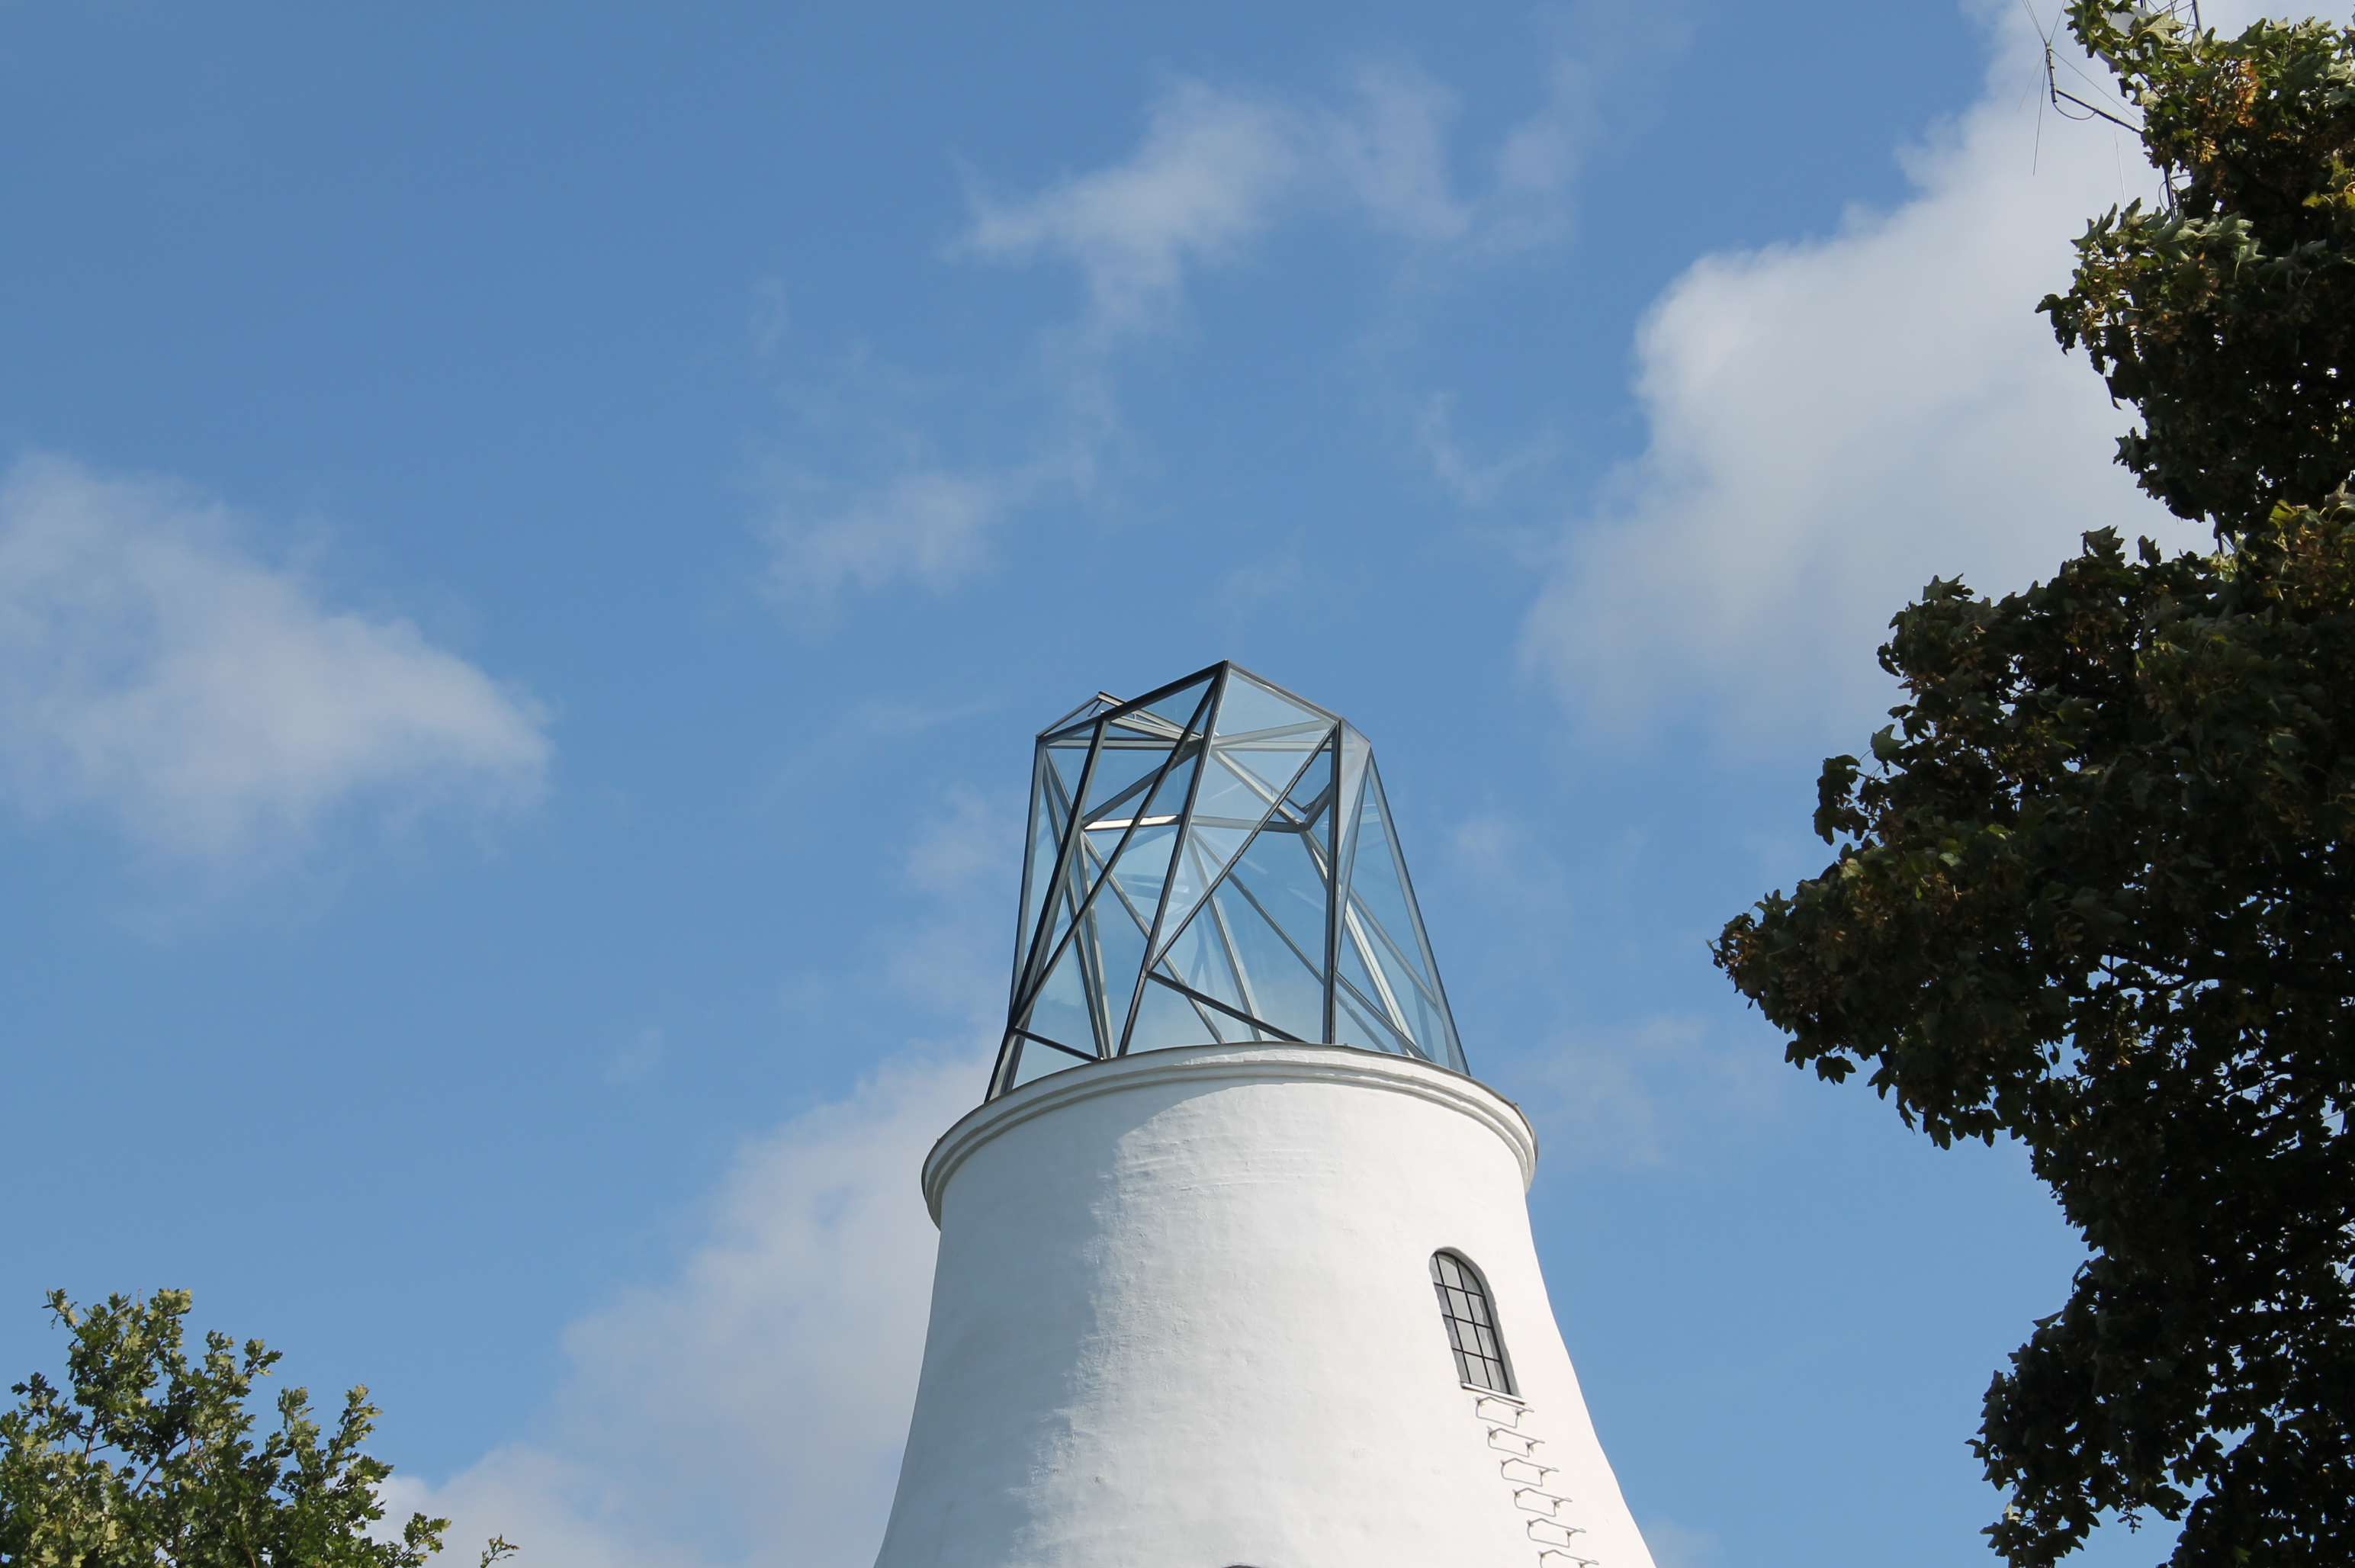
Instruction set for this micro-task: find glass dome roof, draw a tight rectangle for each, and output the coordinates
[991,661,1467,1099]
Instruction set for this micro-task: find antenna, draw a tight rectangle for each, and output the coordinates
[2033,0,2204,135]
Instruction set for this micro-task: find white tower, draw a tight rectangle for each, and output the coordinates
[875,664,1657,1568]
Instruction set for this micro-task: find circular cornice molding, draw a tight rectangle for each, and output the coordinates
[921,1043,1538,1224]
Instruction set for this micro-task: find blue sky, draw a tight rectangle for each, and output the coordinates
[0,3,2234,1565]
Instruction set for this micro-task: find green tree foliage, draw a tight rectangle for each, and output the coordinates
[2045,8,2355,538]
[1714,7,2355,1565]
[0,1289,512,1568]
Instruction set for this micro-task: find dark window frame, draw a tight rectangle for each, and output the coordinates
[1430,1250,1516,1395]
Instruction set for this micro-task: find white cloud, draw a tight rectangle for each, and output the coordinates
[1512,1014,1788,1170]
[899,786,1017,898]
[886,785,1023,1016]
[765,46,1611,611]
[1417,392,1563,508]
[1492,53,1594,214]
[390,1042,991,1568]
[1640,1514,1724,1568]
[760,466,1008,612]
[1521,3,2212,747]
[0,455,548,863]
[1441,811,1788,1168]
[960,60,1600,339]
[962,81,1307,339]
[603,1027,665,1086]
[1321,65,1470,243]
[397,799,1014,1566]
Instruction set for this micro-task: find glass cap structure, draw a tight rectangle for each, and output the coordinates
[991,661,1467,1099]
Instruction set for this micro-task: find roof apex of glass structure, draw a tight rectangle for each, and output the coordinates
[992,660,1467,1100]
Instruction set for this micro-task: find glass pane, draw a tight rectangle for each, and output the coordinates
[1016,940,1098,1064]
[1071,814,1126,910]
[1091,747,1194,954]
[1014,757,1070,983]
[1336,925,1422,1055]
[1207,878,1322,1043]
[1342,763,1442,995]
[1264,740,1337,987]
[1125,970,1231,1054]
[1019,838,1092,1007]
[1282,740,1335,838]
[1342,901,1412,1011]
[1009,1034,1089,1090]
[1148,753,1287,968]
[1341,762,1466,1071]
[1335,982,1416,1059]
[1141,674,1216,734]
[1084,747,1192,838]
[1074,867,1149,1054]
[1354,908,1455,1064]
[1190,747,1284,827]
[1104,716,1178,747]
[1020,734,1097,971]
[1212,670,1329,739]
[1046,731,1094,798]
[1333,723,1372,894]
[1143,747,1199,822]
[1430,1253,1512,1393]
[1155,910,1254,1026]
[1153,821,1249,954]
[1064,775,1172,943]
[1228,827,1328,982]
[1080,736,1172,827]
[1430,1007,1467,1073]
[1101,817,1181,930]
[1059,737,1187,955]
[1213,732,1327,804]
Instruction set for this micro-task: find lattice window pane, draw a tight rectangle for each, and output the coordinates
[1431,1251,1515,1394]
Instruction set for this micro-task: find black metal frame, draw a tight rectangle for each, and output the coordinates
[988,660,1469,1100]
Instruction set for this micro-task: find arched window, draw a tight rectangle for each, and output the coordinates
[1430,1251,1515,1394]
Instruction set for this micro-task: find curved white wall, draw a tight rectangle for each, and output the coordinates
[872,1043,1658,1568]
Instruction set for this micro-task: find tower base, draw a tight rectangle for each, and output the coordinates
[874,1043,1658,1568]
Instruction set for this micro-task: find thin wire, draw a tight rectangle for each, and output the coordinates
[2021,0,2146,134]
[2019,0,2049,172]
[2035,46,2048,174]
[2053,49,2148,123]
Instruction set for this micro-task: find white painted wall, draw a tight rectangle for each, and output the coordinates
[872,1043,1659,1568]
